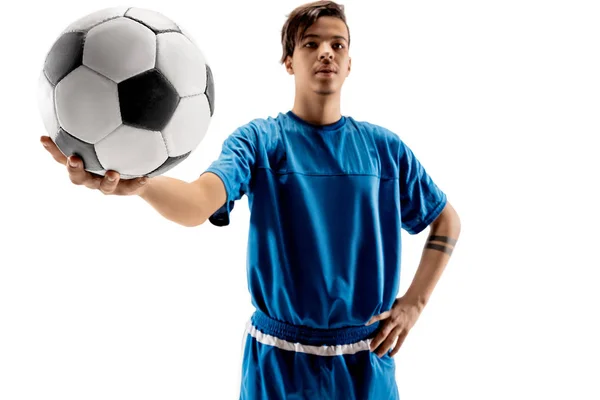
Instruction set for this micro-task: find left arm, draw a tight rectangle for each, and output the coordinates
[403,200,462,310]
[367,201,461,357]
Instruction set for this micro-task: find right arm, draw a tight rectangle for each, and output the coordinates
[137,172,226,227]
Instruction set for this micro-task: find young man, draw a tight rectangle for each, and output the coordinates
[41,1,461,398]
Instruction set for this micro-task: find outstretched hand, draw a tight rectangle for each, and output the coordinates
[40,135,149,196]
[366,296,423,358]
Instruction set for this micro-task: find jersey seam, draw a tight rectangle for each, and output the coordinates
[258,166,399,181]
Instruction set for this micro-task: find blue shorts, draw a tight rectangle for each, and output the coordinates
[238,310,400,400]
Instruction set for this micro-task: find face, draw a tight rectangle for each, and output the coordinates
[285,16,351,96]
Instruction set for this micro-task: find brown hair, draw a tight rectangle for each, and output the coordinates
[280,1,350,64]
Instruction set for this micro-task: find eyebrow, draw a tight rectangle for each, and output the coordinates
[301,34,348,42]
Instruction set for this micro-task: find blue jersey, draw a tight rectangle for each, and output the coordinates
[203,111,446,329]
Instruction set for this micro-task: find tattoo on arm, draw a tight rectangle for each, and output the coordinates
[425,235,457,256]
[427,235,457,246]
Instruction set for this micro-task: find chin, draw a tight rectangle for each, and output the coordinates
[313,84,337,95]
[315,89,336,96]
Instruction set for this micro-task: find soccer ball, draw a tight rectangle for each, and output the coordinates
[37,7,215,179]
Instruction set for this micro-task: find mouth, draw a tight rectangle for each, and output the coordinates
[316,66,336,74]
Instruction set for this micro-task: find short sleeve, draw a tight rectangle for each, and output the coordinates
[398,140,447,235]
[202,123,258,227]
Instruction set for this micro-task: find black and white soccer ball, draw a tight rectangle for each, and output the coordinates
[37,7,215,179]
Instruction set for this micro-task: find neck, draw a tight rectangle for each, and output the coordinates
[291,92,342,126]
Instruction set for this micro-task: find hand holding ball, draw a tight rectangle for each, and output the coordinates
[38,7,215,181]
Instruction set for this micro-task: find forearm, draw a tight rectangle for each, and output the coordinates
[137,176,205,227]
[403,209,461,310]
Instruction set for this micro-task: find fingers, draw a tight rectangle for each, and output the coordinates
[389,330,408,357]
[41,136,67,165]
[65,161,132,195]
[373,325,403,358]
[365,311,391,326]
[67,156,101,189]
[369,321,395,353]
[42,134,148,196]
[99,170,121,194]
[115,176,149,195]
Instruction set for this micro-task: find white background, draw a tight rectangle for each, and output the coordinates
[1,0,599,399]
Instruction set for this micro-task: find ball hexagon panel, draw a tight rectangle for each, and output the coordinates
[156,32,206,97]
[171,25,214,114]
[55,128,104,171]
[162,95,211,157]
[62,7,128,33]
[147,152,191,178]
[124,7,179,33]
[43,31,84,85]
[178,24,200,48]
[55,66,121,144]
[95,125,168,177]
[118,69,179,131]
[37,72,59,140]
[83,17,156,83]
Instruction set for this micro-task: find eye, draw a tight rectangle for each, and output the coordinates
[304,42,317,48]
[333,43,345,50]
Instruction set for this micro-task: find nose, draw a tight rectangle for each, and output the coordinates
[319,52,333,61]
[318,44,334,61]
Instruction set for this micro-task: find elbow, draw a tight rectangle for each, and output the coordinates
[179,219,206,228]
[177,210,209,228]
[184,215,209,228]
[179,220,202,228]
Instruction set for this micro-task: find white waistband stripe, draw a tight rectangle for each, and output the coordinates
[244,320,373,356]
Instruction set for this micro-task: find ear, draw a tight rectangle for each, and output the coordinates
[284,55,294,75]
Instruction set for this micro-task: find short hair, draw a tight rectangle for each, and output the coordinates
[280,1,350,64]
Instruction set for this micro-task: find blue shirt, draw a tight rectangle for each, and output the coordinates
[203,111,447,329]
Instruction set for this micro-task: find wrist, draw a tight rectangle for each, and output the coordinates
[136,177,153,197]
[402,292,427,313]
